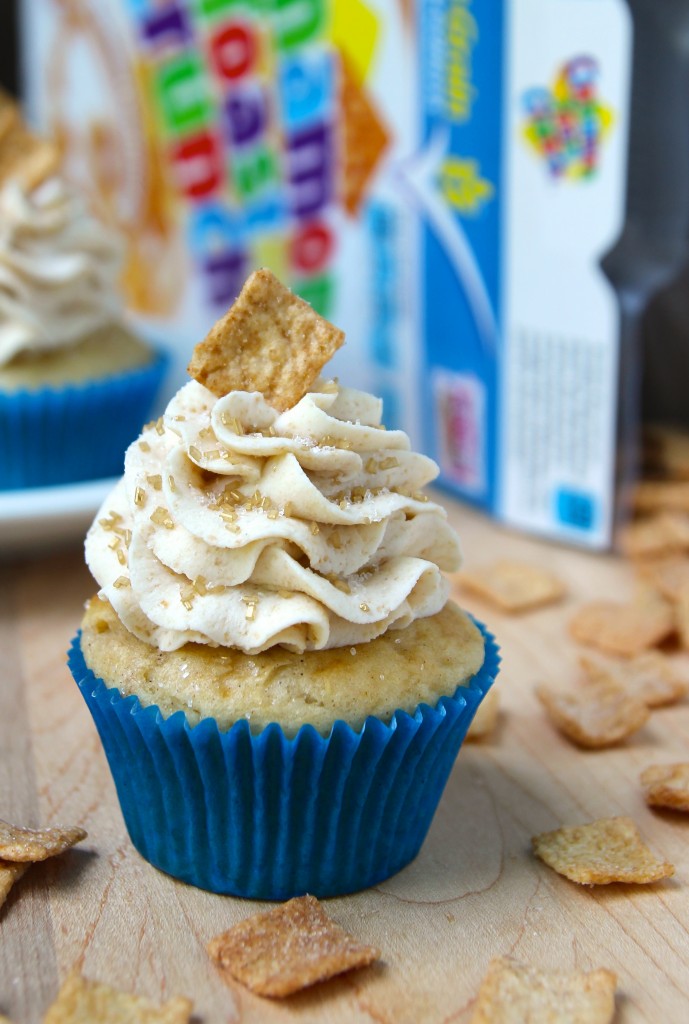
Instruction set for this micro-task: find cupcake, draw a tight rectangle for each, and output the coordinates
[0,90,167,490]
[70,269,499,899]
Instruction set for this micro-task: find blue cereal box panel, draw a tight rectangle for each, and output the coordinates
[21,0,632,548]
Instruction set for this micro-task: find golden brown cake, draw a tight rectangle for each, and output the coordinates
[82,595,484,735]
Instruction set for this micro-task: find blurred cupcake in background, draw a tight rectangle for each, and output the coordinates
[0,89,167,490]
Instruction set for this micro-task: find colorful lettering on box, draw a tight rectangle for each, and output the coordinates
[123,0,388,315]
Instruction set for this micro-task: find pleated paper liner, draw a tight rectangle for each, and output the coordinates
[69,619,500,900]
[0,349,168,490]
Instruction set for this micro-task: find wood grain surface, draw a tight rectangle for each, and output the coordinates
[1,498,688,1023]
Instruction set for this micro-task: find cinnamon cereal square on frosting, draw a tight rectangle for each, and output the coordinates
[187,268,344,409]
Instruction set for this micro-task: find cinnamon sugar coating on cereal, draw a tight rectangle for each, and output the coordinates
[187,269,344,408]
[208,894,379,997]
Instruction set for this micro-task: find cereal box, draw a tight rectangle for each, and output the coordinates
[21,0,632,548]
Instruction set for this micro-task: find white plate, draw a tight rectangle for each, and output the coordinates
[0,477,118,556]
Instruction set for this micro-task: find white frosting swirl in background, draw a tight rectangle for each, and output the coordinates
[86,379,462,655]
[0,177,123,366]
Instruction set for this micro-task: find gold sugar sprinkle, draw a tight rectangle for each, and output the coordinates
[113,576,130,589]
[365,457,377,474]
[134,487,146,507]
[147,474,162,491]
[155,418,165,435]
[199,426,215,441]
[167,475,177,492]
[206,449,221,460]
[116,548,127,566]
[332,533,342,549]
[173,414,186,422]
[150,507,174,529]
[267,509,279,520]
[379,457,399,471]
[189,446,203,462]
[324,574,350,594]
[359,602,370,613]
[193,576,208,596]
[311,522,320,535]
[138,441,151,452]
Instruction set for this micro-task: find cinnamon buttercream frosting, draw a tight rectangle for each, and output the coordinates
[86,378,462,654]
[0,177,122,366]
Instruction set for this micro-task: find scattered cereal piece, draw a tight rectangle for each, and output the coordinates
[43,971,193,1024]
[532,816,674,885]
[640,763,689,812]
[466,688,500,742]
[637,555,689,602]
[470,956,617,1024]
[620,513,689,560]
[0,819,87,863]
[459,560,565,613]
[580,652,687,708]
[643,425,689,481]
[634,480,689,516]
[187,269,344,408]
[569,597,675,657]
[0,861,28,911]
[675,583,689,651]
[207,894,380,998]
[536,683,649,748]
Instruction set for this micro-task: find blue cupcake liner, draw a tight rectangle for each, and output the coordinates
[68,620,500,900]
[0,349,168,490]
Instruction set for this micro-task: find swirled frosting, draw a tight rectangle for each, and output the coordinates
[0,177,123,366]
[86,378,462,655]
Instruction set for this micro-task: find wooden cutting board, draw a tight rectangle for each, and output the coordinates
[1,498,688,1023]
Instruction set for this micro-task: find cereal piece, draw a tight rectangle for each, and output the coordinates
[466,688,500,742]
[532,816,674,885]
[536,683,649,748]
[0,89,60,191]
[470,956,617,1024]
[634,480,689,515]
[640,763,689,812]
[187,269,344,408]
[340,58,389,216]
[0,860,29,910]
[643,425,689,481]
[459,560,565,613]
[43,971,193,1024]
[637,555,689,602]
[0,819,87,862]
[675,583,689,651]
[620,513,689,559]
[580,651,687,708]
[207,894,380,998]
[569,597,675,657]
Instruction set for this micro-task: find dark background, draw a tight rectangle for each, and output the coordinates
[0,1,19,96]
